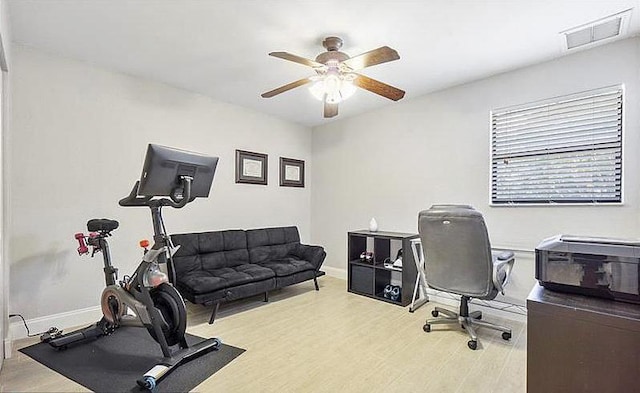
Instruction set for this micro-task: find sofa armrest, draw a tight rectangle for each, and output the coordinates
[292,244,326,271]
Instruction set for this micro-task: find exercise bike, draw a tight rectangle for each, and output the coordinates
[43,144,221,391]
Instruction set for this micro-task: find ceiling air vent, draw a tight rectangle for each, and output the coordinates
[562,9,632,50]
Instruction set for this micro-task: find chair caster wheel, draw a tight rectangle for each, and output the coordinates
[502,332,512,341]
[431,310,439,317]
[467,340,477,350]
[423,324,431,333]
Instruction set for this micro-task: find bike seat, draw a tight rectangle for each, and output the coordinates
[87,219,119,232]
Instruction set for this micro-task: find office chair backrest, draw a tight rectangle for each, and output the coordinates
[418,205,494,298]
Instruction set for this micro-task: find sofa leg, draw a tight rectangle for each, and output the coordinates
[313,276,319,291]
[209,302,220,325]
[264,292,269,302]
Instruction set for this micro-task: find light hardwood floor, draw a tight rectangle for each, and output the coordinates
[0,276,526,392]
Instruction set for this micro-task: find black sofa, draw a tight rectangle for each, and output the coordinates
[170,226,326,323]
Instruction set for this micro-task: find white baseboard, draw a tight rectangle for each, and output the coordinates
[4,337,11,359]
[322,266,346,280]
[9,306,102,347]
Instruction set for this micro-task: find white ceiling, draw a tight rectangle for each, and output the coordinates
[7,0,640,127]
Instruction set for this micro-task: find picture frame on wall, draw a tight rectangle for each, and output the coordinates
[236,149,268,185]
[280,157,305,188]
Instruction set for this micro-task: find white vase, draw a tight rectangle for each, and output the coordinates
[369,218,378,232]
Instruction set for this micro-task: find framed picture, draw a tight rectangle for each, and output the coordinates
[236,150,268,185]
[280,157,305,187]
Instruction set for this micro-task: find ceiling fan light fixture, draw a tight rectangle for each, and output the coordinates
[308,74,356,103]
[340,80,357,100]
[309,80,326,101]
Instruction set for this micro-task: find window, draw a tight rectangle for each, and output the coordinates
[491,86,623,205]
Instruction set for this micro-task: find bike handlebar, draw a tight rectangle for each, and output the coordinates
[118,177,193,209]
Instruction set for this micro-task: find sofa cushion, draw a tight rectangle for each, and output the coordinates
[258,257,315,277]
[172,230,249,276]
[274,270,316,289]
[178,263,275,294]
[246,226,300,264]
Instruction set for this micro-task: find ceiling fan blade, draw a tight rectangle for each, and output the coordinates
[342,46,400,70]
[261,78,313,98]
[269,52,325,68]
[353,74,405,101]
[324,101,339,118]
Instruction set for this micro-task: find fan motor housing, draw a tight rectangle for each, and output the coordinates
[315,51,350,64]
[316,36,349,65]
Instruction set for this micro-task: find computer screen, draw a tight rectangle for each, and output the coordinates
[137,144,219,198]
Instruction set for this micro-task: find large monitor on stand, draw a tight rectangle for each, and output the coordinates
[137,144,219,203]
[120,144,219,208]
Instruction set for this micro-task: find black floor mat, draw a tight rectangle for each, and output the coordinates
[19,327,244,392]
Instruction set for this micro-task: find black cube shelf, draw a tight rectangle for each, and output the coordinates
[347,230,418,306]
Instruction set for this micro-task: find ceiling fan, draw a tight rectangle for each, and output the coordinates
[261,36,405,118]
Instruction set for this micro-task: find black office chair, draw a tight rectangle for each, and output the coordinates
[418,205,515,350]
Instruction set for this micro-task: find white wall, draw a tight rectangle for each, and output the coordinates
[311,37,640,305]
[0,0,10,363]
[8,46,312,330]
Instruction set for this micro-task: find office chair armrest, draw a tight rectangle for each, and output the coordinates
[495,251,514,261]
[491,251,515,295]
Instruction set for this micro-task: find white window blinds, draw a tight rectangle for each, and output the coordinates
[491,86,623,204]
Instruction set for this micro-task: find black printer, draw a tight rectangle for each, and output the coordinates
[535,235,640,303]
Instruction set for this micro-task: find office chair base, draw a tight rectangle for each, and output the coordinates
[423,305,512,350]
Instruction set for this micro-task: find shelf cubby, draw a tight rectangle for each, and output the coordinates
[347,230,419,307]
